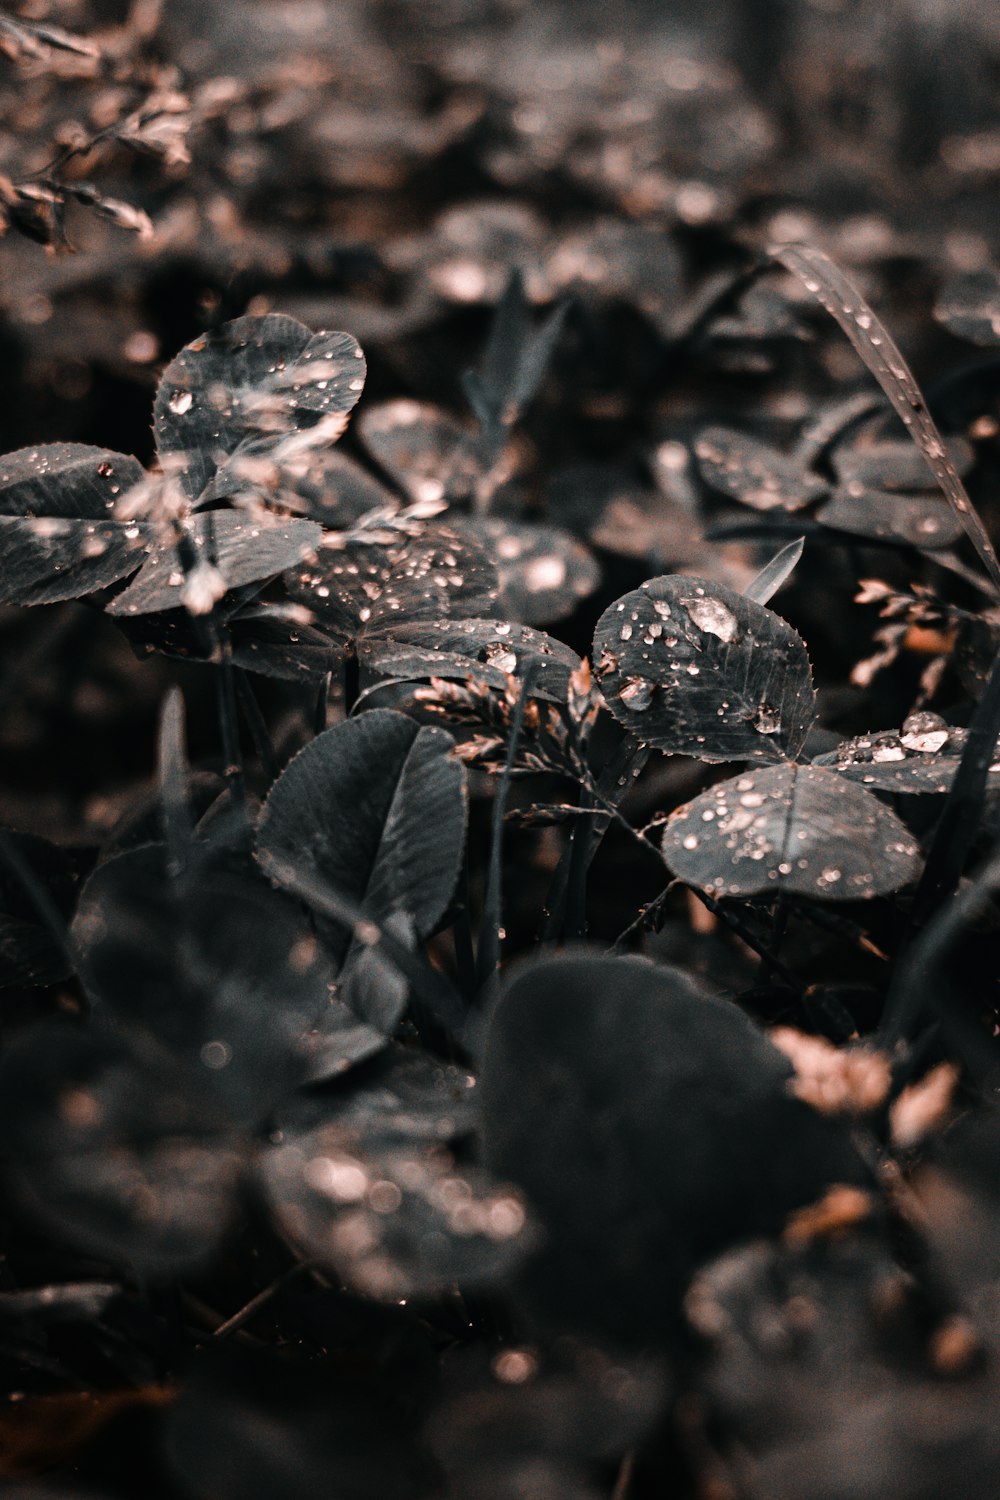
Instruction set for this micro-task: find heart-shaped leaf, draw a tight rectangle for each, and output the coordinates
[593,575,816,762]
[478,952,869,1346]
[154,314,366,500]
[661,763,922,899]
[256,708,467,966]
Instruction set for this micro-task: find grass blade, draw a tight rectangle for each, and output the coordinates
[744,536,805,605]
[476,664,538,992]
[771,242,1000,595]
[157,686,192,880]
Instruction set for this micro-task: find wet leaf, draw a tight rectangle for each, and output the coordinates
[816,487,963,549]
[458,517,600,624]
[357,400,480,507]
[812,715,988,794]
[285,523,498,649]
[0,444,146,521]
[831,437,974,492]
[257,709,467,967]
[106,512,322,617]
[154,315,366,501]
[694,427,828,512]
[226,604,339,681]
[262,1050,527,1298]
[772,242,1000,593]
[593,575,816,762]
[661,763,922,899]
[359,617,580,700]
[0,444,151,604]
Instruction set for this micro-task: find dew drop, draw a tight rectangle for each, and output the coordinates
[683,596,738,643]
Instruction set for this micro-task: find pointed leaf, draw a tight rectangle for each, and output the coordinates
[593,575,816,762]
[661,763,922,899]
[744,537,805,605]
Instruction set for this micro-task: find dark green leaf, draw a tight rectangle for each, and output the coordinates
[661,763,922,899]
[694,427,828,512]
[154,315,366,500]
[285,524,498,647]
[257,708,467,967]
[106,512,322,617]
[0,1026,242,1277]
[593,575,816,762]
[262,1049,528,1298]
[478,952,868,1346]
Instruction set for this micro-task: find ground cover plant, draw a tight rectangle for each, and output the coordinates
[5,2,1000,1497]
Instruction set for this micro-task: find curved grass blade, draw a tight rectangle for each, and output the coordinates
[770,242,1000,595]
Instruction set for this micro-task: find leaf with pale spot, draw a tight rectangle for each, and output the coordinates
[593,575,816,762]
[285,524,498,650]
[261,1049,528,1299]
[661,763,922,899]
[154,314,366,501]
[694,428,828,512]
